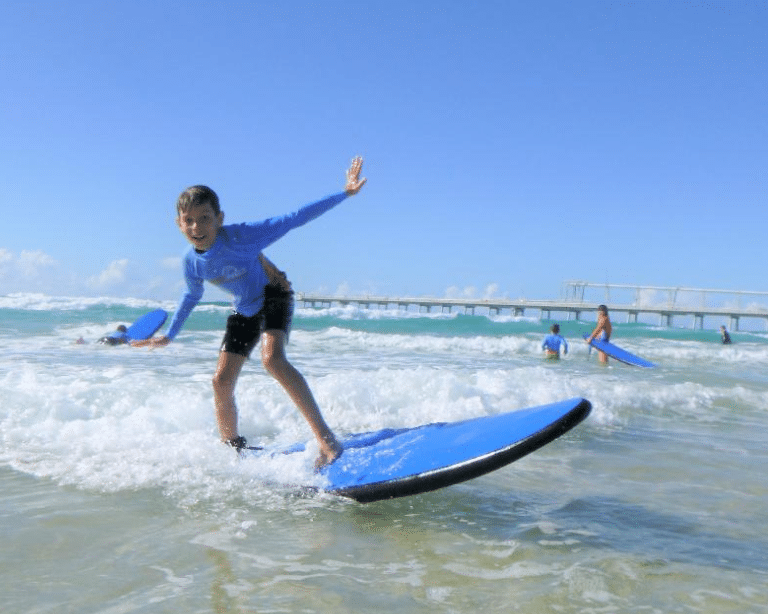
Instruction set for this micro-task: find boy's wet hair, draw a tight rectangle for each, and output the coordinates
[551,323,560,334]
[176,185,221,216]
[598,304,608,314]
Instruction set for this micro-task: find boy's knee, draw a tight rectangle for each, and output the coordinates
[212,370,236,393]
[262,351,288,376]
[261,352,277,373]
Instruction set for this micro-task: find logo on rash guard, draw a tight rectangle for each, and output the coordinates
[211,266,248,286]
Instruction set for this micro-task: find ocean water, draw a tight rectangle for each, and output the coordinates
[1,293,766,614]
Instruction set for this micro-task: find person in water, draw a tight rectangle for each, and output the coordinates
[94,324,129,345]
[720,325,732,344]
[585,304,612,364]
[542,323,568,358]
[135,157,367,469]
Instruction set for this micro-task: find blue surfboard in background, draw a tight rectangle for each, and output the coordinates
[583,334,655,368]
[107,309,168,343]
[246,397,592,503]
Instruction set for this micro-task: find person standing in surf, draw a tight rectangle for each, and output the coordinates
[135,157,367,469]
[542,323,568,359]
[585,304,612,364]
[720,325,732,344]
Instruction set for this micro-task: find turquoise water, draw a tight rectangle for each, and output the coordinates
[1,293,767,613]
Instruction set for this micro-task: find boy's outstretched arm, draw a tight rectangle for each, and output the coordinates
[344,156,367,195]
[131,336,171,348]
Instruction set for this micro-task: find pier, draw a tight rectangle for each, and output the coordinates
[296,282,768,331]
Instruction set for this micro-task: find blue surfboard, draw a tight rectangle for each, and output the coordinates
[583,334,655,368]
[247,397,591,503]
[107,309,168,343]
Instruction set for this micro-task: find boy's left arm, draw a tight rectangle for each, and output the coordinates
[247,156,368,249]
[344,156,367,195]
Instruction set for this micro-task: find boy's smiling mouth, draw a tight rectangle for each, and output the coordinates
[191,234,211,249]
[177,203,224,251]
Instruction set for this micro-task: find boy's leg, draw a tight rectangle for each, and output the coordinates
[213,350,248,442]
[260,329,342,466]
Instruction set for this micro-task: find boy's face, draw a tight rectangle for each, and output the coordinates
[177,202,224,251]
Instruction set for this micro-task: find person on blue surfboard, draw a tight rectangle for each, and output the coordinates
[97,324,129,345]
[134,157,367,469]
[720,325,732,344]
[76,324,129,345]
[542,323,568,359]
[585,304,613,364]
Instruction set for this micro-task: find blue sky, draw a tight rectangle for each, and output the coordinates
[1,0,765,303]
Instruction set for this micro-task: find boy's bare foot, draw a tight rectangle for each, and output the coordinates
[315,437,344,471]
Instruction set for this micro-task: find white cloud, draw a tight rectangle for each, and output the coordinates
[87,259,129,289]
[334,282,351,296]
[444,286,460,298]
[0,248,183,299]
[17,250,58,277]
[445,284,502,299]
[161,256,181,270]
[445,285,476,298]
[0,248,58,281]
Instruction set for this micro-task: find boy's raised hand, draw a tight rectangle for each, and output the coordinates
[344,156,367,195]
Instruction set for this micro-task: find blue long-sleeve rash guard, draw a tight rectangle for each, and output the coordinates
[165,191,348,340]
[542,333,568,354]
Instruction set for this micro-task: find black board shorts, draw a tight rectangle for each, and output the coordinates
[221,285,294,357]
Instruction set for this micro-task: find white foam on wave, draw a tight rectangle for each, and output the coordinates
[0,358,325,503]
[295,303,542,325]
[295,303,459,321]
[3,303,765,506]
[1,341,600,504]
[296,327,535,360]
[0,292,177,312]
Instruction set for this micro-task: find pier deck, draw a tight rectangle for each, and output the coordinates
[295,292,768,331]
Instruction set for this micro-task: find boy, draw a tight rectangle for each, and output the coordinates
[137,157,367,468]
[585,304,612,364]
[542,323,568,358]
